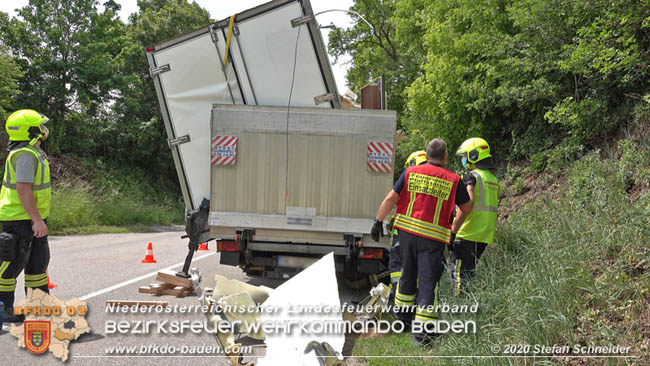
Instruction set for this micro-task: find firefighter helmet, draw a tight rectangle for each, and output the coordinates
[404,150,427,168]
[456,137,491,164]
[5,109,49,142]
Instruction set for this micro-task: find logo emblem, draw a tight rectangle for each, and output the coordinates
[25,321,51,354]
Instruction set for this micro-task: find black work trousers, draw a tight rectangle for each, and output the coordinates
[0,220,50,312]
[448,238,487,296]
[395,230,446,327]
[388,230,403,291]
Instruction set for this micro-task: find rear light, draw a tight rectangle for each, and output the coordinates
[145,46,155,53]
[361,248,383,259]
[217,240,240,252]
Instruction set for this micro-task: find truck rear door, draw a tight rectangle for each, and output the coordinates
[145,0,340,210]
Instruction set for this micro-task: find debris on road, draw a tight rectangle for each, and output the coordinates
[188,253,351,366]
[138,272,194,297]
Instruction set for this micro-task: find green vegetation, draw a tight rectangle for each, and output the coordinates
[0,0,647,359]
[48,163,184,235]
[0,51,22,122]
[0,0,211,194]
[333,2,650,360]
[330,0,650,176]
[0,0,210,232]
[352,121,650,365]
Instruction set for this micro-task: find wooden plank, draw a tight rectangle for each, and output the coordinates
[156,272,193,288]
[138,283,174,294]
[156,286,193,297]
[106,300,168,308]
[139,284,192,297]
[139,286,157,294]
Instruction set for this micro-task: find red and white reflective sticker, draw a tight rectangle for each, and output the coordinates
[211,136,238,166]
[367,141,393,173]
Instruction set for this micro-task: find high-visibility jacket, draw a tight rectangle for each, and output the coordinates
[0,145,51,221]
[393,163,460,244]
[457,169,498,244]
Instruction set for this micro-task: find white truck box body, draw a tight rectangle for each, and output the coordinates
[209,105,396,248]
[146,0,340,211]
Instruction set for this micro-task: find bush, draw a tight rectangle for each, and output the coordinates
[48,163,185,234]
[353,138,650,364]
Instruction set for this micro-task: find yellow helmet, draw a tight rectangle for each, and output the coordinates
[5,109,49,142]
[404,150,427,168]
[456,137,491,164]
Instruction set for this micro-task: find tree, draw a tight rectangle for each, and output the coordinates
[328,0,428,118]
[0,24,24,153]
[0,0,125,155]
[0,11,23,122]
[106,0,211,186]
[333,0,650,172]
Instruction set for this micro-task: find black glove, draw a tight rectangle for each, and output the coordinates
[450,232,457,245]
[371,220,383,242]
[386,216,395,233]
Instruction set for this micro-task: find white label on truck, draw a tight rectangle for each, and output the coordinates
[286,207,316,217]
[286,207,316,226]
[367,141,393,173]
[211,135,238,165]
[209,212,220,226]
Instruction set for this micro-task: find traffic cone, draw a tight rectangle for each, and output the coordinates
[197,242,208,251]
[47,269,57,289]
[141,242,157,263]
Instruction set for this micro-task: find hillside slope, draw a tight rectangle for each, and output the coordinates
[351,121,650,365]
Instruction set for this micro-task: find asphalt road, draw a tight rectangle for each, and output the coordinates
[0,228,366,365]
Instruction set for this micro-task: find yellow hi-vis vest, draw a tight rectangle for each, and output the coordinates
[457,169,498,244]
[0,146,51,220]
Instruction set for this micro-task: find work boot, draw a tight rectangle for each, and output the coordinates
[412,332,427,346]
[412,331,440,346]
[3,310,25,323]
[388,306,413,331]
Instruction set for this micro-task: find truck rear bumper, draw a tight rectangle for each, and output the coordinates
[247,241,349,256]
[218,240,388,277]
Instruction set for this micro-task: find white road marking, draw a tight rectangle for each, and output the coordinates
[78,252,216,301]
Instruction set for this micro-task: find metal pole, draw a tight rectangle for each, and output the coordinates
[380,74,385,110]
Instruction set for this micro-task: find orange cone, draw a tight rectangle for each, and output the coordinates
[197,242,208,251]
[141,242,157,263]
[47,269,57,289]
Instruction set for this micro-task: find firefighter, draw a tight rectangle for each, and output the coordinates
[449,137,499,296]
[387,150,427,301]
[371,138,472,344]
[0,109,52,323]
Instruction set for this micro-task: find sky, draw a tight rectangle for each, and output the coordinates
[0,0,355,95]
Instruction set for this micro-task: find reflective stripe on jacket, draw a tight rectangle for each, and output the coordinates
[393,163,459,244]
[457,169,498,244]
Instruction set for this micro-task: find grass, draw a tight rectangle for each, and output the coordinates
[47,165,185,235]
[351,138,650,365]
[50,224,161,235]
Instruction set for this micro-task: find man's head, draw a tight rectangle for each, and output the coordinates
[404,150,427,169]
[5,109,49,146]
[456,137,492,170]
[426,138,448,165]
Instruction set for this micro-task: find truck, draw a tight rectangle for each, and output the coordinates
[145,0,397,279]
